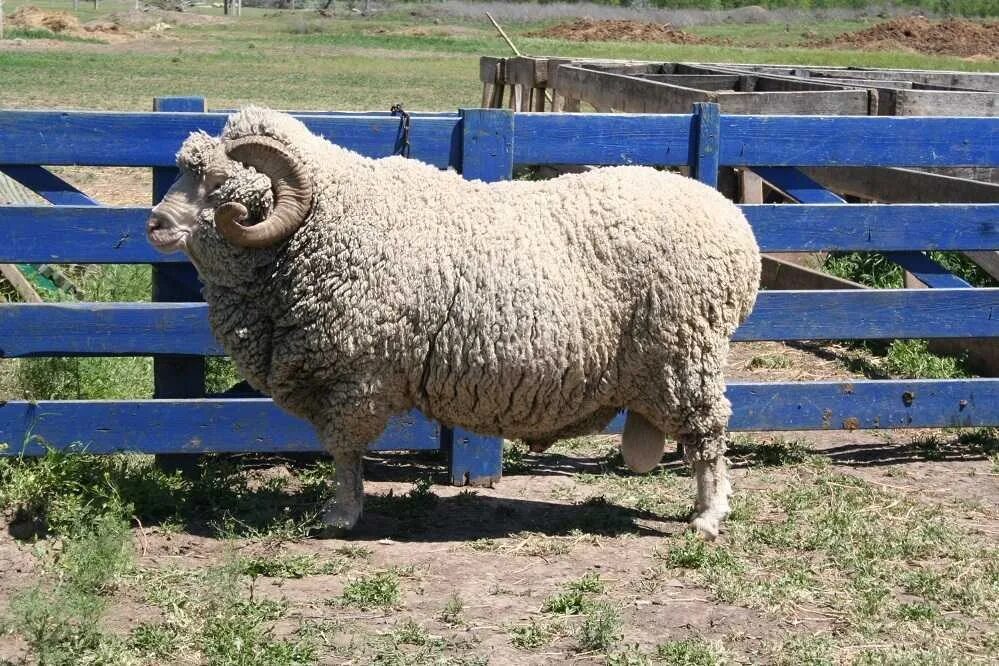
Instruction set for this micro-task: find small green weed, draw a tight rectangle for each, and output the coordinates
[509,617,565,650]
[656,533,742,572]
[729,437,813,467]
[567,572,605,594]
[775,634,835,665]
[748,353,793,370]
[542,589,588,615]
[655,638,724,665]
[237,552,343,578]
[128,622,182,660]
[576,602,621,652]
[439,593,464,626]
[503,440,531,474]
[338,571,402,609]
[392,618,442,647]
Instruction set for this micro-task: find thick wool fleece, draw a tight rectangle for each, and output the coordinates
[178,107,760,459]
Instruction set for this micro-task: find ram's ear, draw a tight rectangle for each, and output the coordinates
[176,131,223,172]
[214,136,313,248]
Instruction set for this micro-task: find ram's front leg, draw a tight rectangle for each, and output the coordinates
[314,399,389,535]
[320,448,365,533]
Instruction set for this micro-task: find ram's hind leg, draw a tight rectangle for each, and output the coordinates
[680,394,734,540]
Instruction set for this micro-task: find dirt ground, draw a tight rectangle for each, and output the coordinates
[822,17,999,59]
[1,425,995,664]
[528,19,712,45]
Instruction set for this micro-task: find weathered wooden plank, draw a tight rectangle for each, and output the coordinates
[0,111,463,168]
[638,74,741,91]
[717,90,871,115]
[506,56,548,88]
[3,290,998,358]
[2,203,996,264]
[479,56,506,85]
[761,256,865,290]
[721,116,999,167]
[4,378,998,456]
[893,90,999,117]
[693,103,720,188]
[152,97,206,413]
[553,66,710,114]
[0,264,42,303]
[889,252,972,289]
[752,166,844,204]
[0,302,223,357]
[513,112,694,166]
[605,378,999,432]
[460,109,514,182]
[0,401,439,455]
[799,166,999,204]
[0,166,99,206]
[740,204,999,252]
[733,289,999,341]
[695,63,999,92]
[0,206,178,263]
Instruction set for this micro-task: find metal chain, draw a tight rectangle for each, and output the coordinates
[390,103,411,158]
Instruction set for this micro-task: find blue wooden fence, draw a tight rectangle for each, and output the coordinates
[1,98,998,484]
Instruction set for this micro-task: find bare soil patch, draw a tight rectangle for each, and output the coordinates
[528,18,714,45]
[4,6,194,44]
[822,17,999,59]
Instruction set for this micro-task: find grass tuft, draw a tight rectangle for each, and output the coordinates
[655,638,724,665]
[576,601,621,652]
[338,571,402,609]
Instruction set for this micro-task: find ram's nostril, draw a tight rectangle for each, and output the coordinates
[147,213,168,234]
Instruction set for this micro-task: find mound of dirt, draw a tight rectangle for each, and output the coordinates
[106,8,228,30]
[528,18,707,44]
[4,6,189,44]
[6,5,83,33]
[822,17,999,59]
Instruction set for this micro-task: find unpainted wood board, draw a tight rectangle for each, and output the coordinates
[638,74,740,91]
[892,90,999,116]
[553,66,710,114]
[506,56,549,87]
[717,90,871,115]
[479,56,506,84]
[800,166,999,203]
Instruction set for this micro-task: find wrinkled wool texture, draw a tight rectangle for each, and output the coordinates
[179,107,761,455]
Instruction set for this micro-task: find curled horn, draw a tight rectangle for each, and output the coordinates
[214,135,313,248]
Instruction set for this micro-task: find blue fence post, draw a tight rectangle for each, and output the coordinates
[692,102,721,188]
[439,107,515,487]
[152,97,207,467]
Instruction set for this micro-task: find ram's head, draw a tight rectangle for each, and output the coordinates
[146,131,313,257]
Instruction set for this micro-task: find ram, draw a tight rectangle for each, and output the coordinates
[146,107,760,539]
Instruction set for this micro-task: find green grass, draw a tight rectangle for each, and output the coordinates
[236,551,346,578]
[576,601,621,652]
[655,638,725,666]
[338,571,402,609]
[2,26,103,43]
[508,617,566,650]
[439,593,465,626]
[0,7,994,113]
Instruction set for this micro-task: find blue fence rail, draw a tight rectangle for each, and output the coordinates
[1,98,998,485]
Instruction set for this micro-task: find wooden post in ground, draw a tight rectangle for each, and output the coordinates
[152,97,208,472]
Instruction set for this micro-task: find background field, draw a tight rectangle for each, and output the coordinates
[1,3,997,664]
